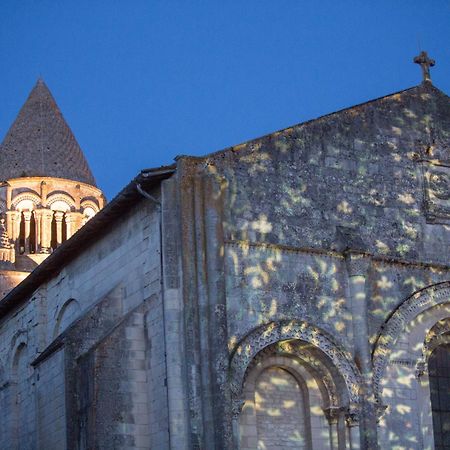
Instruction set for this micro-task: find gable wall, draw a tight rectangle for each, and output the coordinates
[204,87,450,349]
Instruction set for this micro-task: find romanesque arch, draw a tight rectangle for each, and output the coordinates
[47,192,76,211]
[229,320,362,449]
[11,192,41,210]
[53,298,81,338]
[372,281,450,403]
[372,281,450,449]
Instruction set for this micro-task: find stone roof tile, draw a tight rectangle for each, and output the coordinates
[0,79,96,186]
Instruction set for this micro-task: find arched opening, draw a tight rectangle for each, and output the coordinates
[429,343,450,450]
[11,343,31,449]
[49,200,71,250]
[29,212,36,253]
[238,349,347,450]
[50,213,57,250]
[18,212,25,254]
[53,298,81,338]
[231,321,362,450]
[254,366,311,450]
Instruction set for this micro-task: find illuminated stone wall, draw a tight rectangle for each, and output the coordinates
[0,82,449,449]
[171,82,450,448]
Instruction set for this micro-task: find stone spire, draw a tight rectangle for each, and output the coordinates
[0,78,97,186]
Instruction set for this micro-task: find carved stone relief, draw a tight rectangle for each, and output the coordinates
[423,162,450,224]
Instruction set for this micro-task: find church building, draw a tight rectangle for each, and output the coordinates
[0,53,449,450]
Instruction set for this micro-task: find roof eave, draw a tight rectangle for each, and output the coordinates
[0,165,175,319]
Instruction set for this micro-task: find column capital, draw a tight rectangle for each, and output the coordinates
[323,406,342,425]
[53,211,65,222]
[345,404,362,427]
[6,210,21,219]
[22,210,33,221]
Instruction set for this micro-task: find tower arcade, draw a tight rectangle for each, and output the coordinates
[0,79,105,297]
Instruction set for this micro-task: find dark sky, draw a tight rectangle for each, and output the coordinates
[1,1,449,199]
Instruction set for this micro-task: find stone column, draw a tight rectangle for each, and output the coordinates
[22,210,32,254]
[40,209,54,253]
[346,410,361,450]
[6,210,20,242]
[54,211,64,247]
[65,212,84,239]
[324,407,341,450]
[33,210,42,251]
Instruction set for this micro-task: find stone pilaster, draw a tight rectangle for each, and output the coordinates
[40,181,48,207]
[345,251,378,449]
[346,407,362,450]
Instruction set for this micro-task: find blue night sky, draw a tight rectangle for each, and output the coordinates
[0,1,449,199]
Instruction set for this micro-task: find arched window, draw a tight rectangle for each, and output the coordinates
[19,212,25,254]
[429,343,450,450]
[15,198,37,254]
[239,354,333,450]
[11,343,32,449]
[53,298,81,338]
[49,200,71,250]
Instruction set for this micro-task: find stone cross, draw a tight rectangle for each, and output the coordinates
[414,51,435,83]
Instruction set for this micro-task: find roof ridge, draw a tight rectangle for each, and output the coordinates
[201,83,437,160]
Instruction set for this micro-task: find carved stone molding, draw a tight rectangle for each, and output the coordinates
[372,281,450,403]
[423,162,450,224]
[416,318,450,377]
[231,398,245,420]
[229,320,362,406]
[245,341,340,407]
[345,403,362,427]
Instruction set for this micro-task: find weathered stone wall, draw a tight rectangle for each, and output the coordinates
[196,84,450,448]
[211,84,450,265]
[0,194,166,449]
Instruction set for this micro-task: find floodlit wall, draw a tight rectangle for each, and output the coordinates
[179,84,450,449]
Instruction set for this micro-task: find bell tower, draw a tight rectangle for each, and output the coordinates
[0,79,105,297]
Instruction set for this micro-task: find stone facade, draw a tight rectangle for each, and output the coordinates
[0,75,449,449]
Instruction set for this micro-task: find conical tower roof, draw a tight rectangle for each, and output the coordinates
[0,79,96,186]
